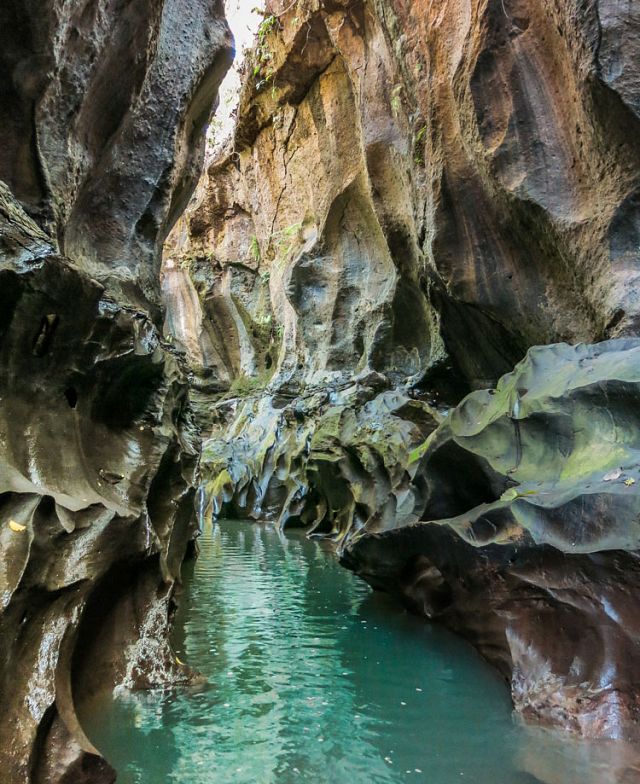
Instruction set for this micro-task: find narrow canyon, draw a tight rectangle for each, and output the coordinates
[1,0,640,781]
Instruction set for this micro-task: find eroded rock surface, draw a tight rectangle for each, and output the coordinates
[204,386,439,538]
[346,339,640,740]
[0,1,232,781]
[0,0,232,319]
[166,0,640,747]
[165,0,640,392]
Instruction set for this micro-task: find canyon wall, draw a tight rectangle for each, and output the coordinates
[167,0,640,744]
[0,2,232,781]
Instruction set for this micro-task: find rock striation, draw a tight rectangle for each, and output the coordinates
[167,0,640,745]
[2,0,639,772]
[166,0,640,393]
[0,0,232,319]
[0,1,232,781]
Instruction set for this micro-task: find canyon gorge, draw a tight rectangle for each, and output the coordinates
[1,0,640,781]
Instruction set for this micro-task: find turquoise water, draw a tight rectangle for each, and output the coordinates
[83,521,630,784]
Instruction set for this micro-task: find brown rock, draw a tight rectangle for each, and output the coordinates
[174,0,640,746]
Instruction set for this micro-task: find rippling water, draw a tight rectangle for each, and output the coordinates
[83,521,633,784]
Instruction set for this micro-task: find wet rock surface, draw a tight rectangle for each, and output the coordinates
[0,1,232,781]
[0,162,201,784]
[2,0,640,774]
[166,0,640,747]
[346,339,640,740]
[204,386,439,537]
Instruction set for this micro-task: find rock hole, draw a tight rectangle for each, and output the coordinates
[64,387,78,408]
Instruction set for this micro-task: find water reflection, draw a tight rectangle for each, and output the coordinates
[82,521,639,783]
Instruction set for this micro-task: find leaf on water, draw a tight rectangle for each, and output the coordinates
[624,478,636,486]
[604,469,622,481]
[8,520,26,533]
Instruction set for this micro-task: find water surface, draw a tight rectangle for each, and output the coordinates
[83,521,631,783]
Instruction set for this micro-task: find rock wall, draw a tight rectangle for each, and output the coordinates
[166,0,640,392]
[346,339,640,740]
[0,2,232,781]
[0,0,232,319]
[166,0,640,743]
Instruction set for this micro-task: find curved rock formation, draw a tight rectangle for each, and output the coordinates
[0,0,232,319]
[165,0,640,746]
[165,0,640,393]
[0,2,232,781]
[204,386,439,535]
[345,339,640,739]
[3,0,639,773]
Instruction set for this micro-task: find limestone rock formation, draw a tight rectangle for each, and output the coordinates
[165,0,640,393]
[166,0,640,744]
[0,0,232,319]
[345,339,640,739]
[0,2,232,781]
[204,386,439,537]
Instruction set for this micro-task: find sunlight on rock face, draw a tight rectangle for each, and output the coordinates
[208,0,264,157]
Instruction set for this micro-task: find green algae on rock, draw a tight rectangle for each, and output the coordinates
[345,339,640,740]
[202,386,440,539]
[412,339,640,553]
[166,0,640,747]
[198,338,640,742]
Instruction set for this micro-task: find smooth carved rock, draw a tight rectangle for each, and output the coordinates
[0,0,233,319]
[167,0,640,397]
[343,339,640,740]
[0,185,202,783]
[0,1,232,780]
[159,0,640,745]
[598,0,640,119]
[164,0,439,398]
[203,388,439,539]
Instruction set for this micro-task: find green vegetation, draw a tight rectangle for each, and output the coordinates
[250,235,261,264]
[413,125,428,165]
[227,370,273,397]
[390,84,403,115]
[270,221,302,270]
[252,12,279,90]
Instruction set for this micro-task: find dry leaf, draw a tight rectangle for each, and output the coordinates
[8,520,26,533]
[603,469,622,481]
[624,478,636,487]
